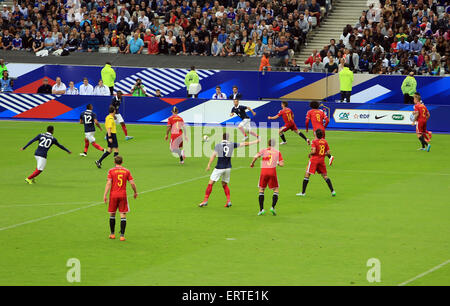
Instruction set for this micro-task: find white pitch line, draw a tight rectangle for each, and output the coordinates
[0,201,93,208]
[0,168,244,232]
[397,259,450,286]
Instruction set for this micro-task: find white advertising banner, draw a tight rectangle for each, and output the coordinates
[333,109,414,125]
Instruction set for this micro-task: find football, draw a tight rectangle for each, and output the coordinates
[203,135,209,142]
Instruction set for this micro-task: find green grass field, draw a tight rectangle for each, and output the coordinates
[0,120,449,286]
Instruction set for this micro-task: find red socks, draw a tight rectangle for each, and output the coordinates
[121,123,128,136]
[223,185,231,202]
[28,169,42,179]
[204,183,213,202]
[238,126,247,137]
[84,139,89,153]
[92,142,104,151]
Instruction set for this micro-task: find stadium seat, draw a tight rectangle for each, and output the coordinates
[99,47,109,53]
[109,47,119,54]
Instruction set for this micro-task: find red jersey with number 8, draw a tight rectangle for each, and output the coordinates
[107,166,134,198]
[306,109,328,131]
[310,139,329,162]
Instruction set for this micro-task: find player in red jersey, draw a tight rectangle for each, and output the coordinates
[305,101,334,165]
[296,129,336,197]
[267,101,310,145]
[250,139,284,216]
[165,106,188,164]
[412,93,431,152]
[103,155,138,241]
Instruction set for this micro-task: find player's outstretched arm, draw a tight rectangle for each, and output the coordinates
[54,140,72,154]
[240,138,260,147]
[247,106,256,116]
[21,135,40,150]
[206,151,217,171]
[250,154,260,168]
[130,180,138,199]
[95,119,103,131]
[267,114,279,120]
[104,179,112,203]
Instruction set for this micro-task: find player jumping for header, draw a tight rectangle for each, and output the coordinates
[111,91,133,141]
[267,101,310,146]
[95,106,119,169]
[250,139,284,216]
[305,101,334,165]
[103,155,138,241]
[230,99,259,140]
[199,133,260,208]
[296,129,336,197]
[165,106,188,164]
[412,92,431,152]
[80,104,105,157]
[21,125,72,184]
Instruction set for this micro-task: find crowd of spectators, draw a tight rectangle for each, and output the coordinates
[0,0,329,64]
[303,0,450,75]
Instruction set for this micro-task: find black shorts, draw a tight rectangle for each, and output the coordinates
[107,133,118,148]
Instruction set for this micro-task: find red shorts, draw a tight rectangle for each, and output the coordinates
[306,159,327,175]
[281,123,297,133]
[170,134,183,150]
[108,197,129,213]
[259,174,279,189]
[416,121,427,135]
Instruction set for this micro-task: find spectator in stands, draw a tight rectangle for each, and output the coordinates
[259,52,271,72]
[52,77,66,95]
[154,89,162,98]
[229,85,242,100]
[304,50,321,68]
[0,59,6,76]
[54,33,66,50]
[127,32,144,54]
[290,59,301,72]
[325,56,338,73]
[79,77,94,95]
[94,80,110,96]
[276,36,290,68]
[211,37,223,56]
[2,30,12,50]
[130,78,147,97]
[44,34,55,51]
[87,33,100,52]
[37,78,52,94]
[212,86,227,99]
[66,81,79,95]
[12,33,22,51]
[0,70,13,92]
[312,56,325,73]
[147,36,159,55]
[339,63,353,102]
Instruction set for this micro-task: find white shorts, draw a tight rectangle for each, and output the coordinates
[35,156,47,171]
[115,113,124,124]
[85,132,95,143]
[238,118,251,131]
[210,168,231,184]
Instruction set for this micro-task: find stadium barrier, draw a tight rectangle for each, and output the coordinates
[8,63,450,104]
[1,94,449,133]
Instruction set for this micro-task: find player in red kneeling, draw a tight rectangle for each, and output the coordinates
[267,101,310,145]
[412,93,431,152]
[250,139,284,216]
[165,106,188,164]
[296,129,336,197]
[103,155,138,241]
[305,101,334,165]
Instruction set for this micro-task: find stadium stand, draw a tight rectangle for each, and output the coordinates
[296,0,450,75]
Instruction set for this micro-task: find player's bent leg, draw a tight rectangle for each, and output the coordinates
[199,180,216,207]
[322,174,336,196]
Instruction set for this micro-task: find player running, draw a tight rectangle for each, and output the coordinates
[305,101,334,165]
[103,155,138,241]
[296,129,336,197]
[267,101,310,145]
[230,99,259,140]
[165,106,188,164]
[111,91,133,140]
[199,133,260,208]
[79,104,105,157]
[412,93,431,152]
[95,106,119,169]
[21,125,72,184]
[250,139,284,216]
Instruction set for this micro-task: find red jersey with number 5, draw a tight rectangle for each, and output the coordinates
[310,139,329,162]
[167,115,184,137]
[306,109,329,131]
[277,108,295,126]
[414,103,429,122]
[107,166,133,198]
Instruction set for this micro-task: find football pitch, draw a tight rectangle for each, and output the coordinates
[1,120,449,286]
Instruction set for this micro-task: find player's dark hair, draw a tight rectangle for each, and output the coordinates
[109,105,115,113]
[172,106,178,114]
[282,101,288,107]
[414,92,421,99]
[223,133,229,140]
[233,85,238,89]
[310,101,320,109]
[191,66,195,70]
[114,155,123,165]
[315,129,324,139]
[268,138,276,147]
[86,103,93,110]
[47,125,54,133]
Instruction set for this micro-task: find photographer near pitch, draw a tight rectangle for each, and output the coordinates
[130,78,147,97]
